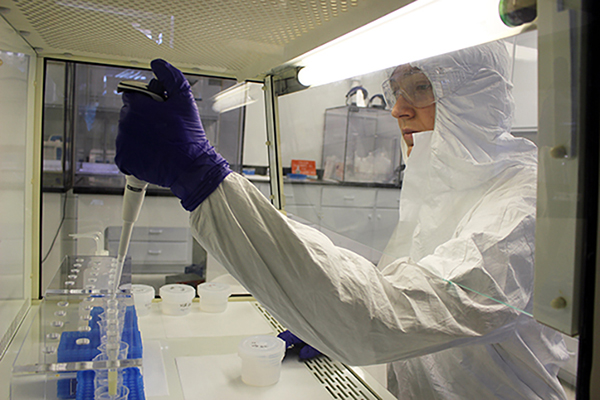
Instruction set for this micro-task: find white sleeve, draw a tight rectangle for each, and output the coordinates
[189,173,527,366]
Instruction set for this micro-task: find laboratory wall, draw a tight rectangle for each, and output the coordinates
[0,17,35,356]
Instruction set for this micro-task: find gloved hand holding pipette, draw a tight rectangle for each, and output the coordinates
[115,59,231,211]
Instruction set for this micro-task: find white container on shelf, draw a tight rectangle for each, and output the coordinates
[131,284,155,316]
[159,284,195,316]
[197,282,231,313]
[238,335,286,386]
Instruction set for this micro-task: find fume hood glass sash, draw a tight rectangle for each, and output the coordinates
[533,0,590,337]
[0,17,36,359]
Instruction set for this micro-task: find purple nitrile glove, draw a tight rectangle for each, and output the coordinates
[115,59,231,211]
[278,330,322,360]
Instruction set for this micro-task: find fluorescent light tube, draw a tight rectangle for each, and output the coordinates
[212,82,261,114]
[296,0,532,87]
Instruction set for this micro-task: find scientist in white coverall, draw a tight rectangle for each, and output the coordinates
[115,40,570,399]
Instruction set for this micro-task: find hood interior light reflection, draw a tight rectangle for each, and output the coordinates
[212,82,262,114]
[296,0,534,87]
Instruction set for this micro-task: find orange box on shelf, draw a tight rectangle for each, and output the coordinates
[290,159,317,176]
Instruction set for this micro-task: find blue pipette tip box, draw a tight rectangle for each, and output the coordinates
[56,304,144,399]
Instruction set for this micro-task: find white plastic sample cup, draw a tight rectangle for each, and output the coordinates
[159,284,195,316]
[238,335,286,386]
[197,282,232,313]
[131,284,155,316]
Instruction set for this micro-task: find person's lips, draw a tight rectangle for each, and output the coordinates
[402,129,417,140]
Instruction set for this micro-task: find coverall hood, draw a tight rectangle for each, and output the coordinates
[384,40,538,264]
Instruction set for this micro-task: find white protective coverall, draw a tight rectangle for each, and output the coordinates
[189,40,570,399]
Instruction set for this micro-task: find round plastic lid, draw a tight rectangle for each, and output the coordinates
[159,284,195,302]
[197,282,231,301]
[238,335,285,361]
[131,284,155,302]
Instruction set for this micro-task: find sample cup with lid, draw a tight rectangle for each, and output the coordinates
[238,335,286,386]
[159,284,195,316]
[131,284,155,316]
[197,282,231,313]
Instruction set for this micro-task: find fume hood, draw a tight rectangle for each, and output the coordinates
[0,0,599,399]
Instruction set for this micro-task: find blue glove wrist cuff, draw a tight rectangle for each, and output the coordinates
[170,154,232,211]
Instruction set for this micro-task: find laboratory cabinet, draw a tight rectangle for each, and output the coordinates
[375,188,401,209]
[320,206,375,245]
[321,185,378,208]
[282,182,323,223]
[320,186,380,252]
[320,186,399,257]
[371,209,401,252]
[105,226,193,274]
[284,204,322,225]
[283,182,323,206]
[255,181,401,263]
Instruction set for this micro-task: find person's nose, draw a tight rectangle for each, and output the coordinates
[390,94,415,120]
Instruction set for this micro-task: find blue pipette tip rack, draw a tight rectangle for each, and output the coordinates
[56,304,145,399]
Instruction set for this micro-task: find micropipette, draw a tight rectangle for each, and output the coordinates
[105,79,165,396]
[114,78,166,279]
[115,175,148,276]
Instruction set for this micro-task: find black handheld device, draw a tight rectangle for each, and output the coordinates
[117,78,167,102]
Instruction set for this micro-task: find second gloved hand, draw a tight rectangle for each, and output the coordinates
[278,330,322,360]
[115,59,231,211]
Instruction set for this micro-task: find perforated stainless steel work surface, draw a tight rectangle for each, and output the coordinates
[253,302,384,400]
[0,0,409,79]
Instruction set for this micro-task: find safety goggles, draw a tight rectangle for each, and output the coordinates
[382,67,436,109]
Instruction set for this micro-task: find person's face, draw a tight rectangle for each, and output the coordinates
[388,65,436,157]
